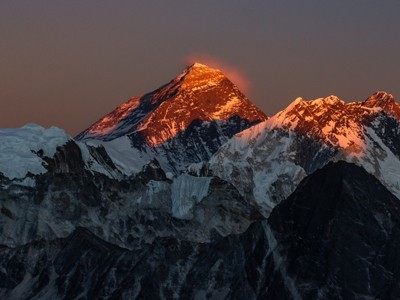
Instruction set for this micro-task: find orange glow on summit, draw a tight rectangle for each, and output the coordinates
[183,54,252,95]
[78,63,267,147]
[236,92,400,158]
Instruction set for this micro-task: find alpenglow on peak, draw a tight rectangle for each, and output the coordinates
[76,63,267,174]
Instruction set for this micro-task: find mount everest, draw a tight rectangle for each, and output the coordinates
[1,64,400,299]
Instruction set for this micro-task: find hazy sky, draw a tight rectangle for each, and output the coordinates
[1,1,400,135]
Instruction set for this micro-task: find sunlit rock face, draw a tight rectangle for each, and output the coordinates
[76,63,267,174]
[363,91,400,120]
[210,91,400,214]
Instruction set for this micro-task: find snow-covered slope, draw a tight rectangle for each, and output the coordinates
[76,63,267,174]
[0,124,120,180]
[210,91,400,214]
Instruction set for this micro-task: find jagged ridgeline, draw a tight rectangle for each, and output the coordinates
[1,62,400,299]
[76,63,267,174]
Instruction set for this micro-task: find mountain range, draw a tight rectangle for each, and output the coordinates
[0,63,400,299]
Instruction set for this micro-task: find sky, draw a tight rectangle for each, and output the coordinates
[1,0,400,135]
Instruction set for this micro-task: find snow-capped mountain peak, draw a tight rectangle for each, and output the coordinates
[257,93,400,155]
[210,91,400,214]
[180,62,225,84]
[76,63,267,174]
[248,95,367,156]
[0,124,119,180]
[363,91,395,106]
[362,91,400,119]
[78,63,266,145]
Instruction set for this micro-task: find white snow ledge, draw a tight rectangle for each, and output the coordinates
[0,124,70,179]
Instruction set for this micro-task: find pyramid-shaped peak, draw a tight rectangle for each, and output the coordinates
[179,62,226,90]
[184,62,223,76]
[77,61,267,146]
[189,62,218,70]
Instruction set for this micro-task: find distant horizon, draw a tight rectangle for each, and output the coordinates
[0,58,397,135]
[1,1,399,135]
[2,62,394,137]
[0,60,397,136]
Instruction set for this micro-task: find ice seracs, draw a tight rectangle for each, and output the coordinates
[171,174,212,219]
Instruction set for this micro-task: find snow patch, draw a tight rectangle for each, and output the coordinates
[15,177,36,188]
[0,124,70,179]
[84,136,152,176]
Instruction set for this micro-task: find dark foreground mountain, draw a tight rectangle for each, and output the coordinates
[265,161,400,299]
[0,223,271,299]
[0,153,266,299]
[1,161,399,299]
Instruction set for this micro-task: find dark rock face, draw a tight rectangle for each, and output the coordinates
[0,223,272,300]
[368,113,400,158]
[2,159,400,299]
[87,144,119,172]
[40,140,87,175]
[136,158,167,182]
[283,130,338,175]
[266,161,400,299]
[32,139,120,178]
[153,116,261,173]
[0,155,270,299]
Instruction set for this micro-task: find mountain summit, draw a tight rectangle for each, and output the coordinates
[210,92,400,214]
[76,63,267,173]
[362,91,400,119]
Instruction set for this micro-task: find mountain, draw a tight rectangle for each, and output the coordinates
[76,63,267,174]
[363,91,400,119]
[2,161,399,299]
[0,154,260,248]
[0,124,120,180]
[0,222,272,299]
[2,62,400,299]
[265,161,400,299]
[209,91,400,214]
[0,147,268,299]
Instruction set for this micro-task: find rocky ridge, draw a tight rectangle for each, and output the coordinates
[209,91,400,214]
[76,63,267,174]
